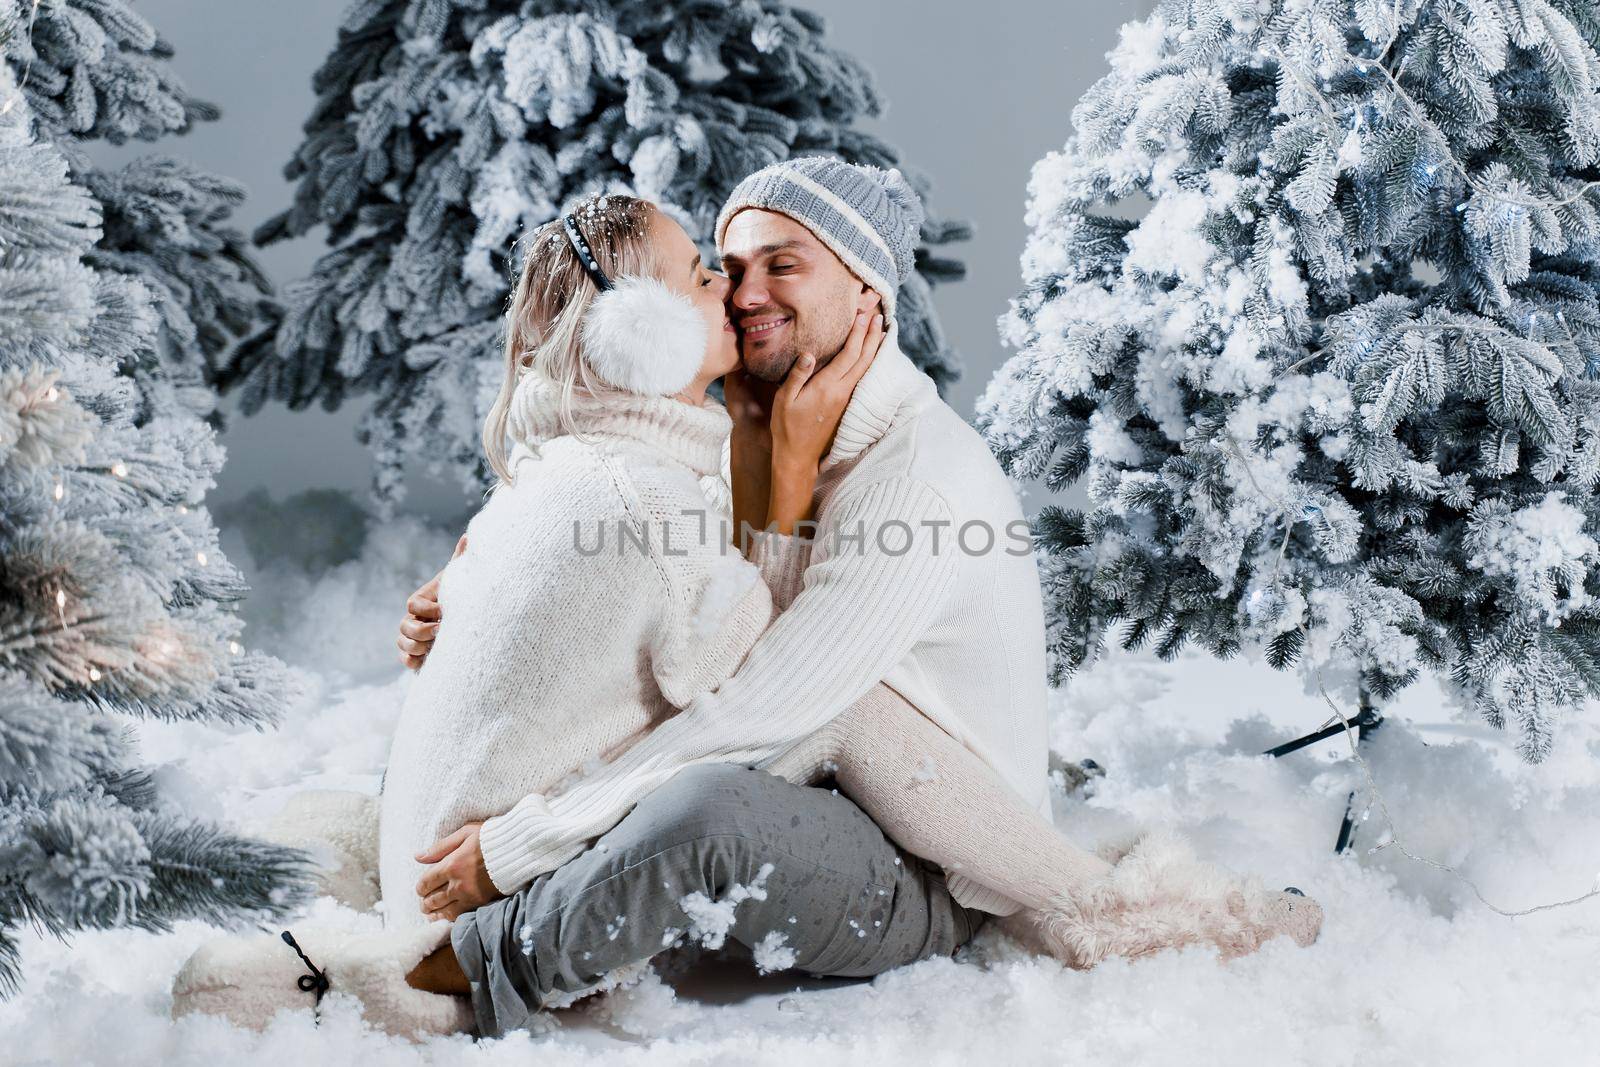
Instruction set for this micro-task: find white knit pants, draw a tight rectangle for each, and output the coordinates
[762,683,1112,914]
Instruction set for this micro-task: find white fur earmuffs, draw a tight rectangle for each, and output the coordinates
[581,275,708,397]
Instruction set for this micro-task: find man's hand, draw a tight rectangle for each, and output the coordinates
[414,821,500,921]
[397,534,467,670]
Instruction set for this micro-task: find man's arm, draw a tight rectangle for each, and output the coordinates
[476,478,960,893]
[397,533,467,669]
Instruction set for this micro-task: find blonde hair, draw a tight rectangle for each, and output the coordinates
[482,194,663,486]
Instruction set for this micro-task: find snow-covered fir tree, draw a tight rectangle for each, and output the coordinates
[0,24,306,992]
[977,0,1600,761]
[221,0,969,506]
[0,0,277,422]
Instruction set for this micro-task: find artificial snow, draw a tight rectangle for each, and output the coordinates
[1335,127,1363,173]
[674,864,776,953]
[751,932,797,976]
[1123,187,1214,286]
[688,550,762,639]
[1465,492,1600,623]
[2,498,1598,1065]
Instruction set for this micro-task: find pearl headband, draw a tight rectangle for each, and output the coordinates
[561,212,613,292]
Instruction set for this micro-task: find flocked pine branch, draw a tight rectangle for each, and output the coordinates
[0,18,309,996]
[1,0,277,421]
[977,0,1600,762]
[221,0,971,508]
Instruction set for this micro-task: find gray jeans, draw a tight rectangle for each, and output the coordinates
[449,763,984,1037]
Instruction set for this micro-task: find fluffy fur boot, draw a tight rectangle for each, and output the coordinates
[170,921,473,1039]
[1025,828,1323,969]
[259,789,381,911]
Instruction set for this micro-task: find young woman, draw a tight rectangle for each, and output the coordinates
[172,195,1320,1038]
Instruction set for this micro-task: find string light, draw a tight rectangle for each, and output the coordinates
[145,636,181,666]
[1282,319,1523,376]
[6,7,253,711]
[1217,428,1600,918]
[1311,669,1600,917]
[1265,0,1600,213]
[0,1,44,121]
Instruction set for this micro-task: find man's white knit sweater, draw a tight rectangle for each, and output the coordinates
[476,330,1053,916]
[377,375,784,926]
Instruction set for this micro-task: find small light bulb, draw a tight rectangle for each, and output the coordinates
[111,462,128,478]
[177,505,188,515]
[88,667,101,682]
[53,482,64,500]
[55,590,66,609]
[196,552,208,566]
[46,387,59,402]
[228,640,242,655]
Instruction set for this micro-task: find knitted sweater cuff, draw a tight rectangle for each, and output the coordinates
[946,874,1023,916]
[746,529,810,611]
[478,795,579,895]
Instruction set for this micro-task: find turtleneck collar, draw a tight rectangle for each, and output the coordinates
[823,324,937,468]
[507,373,731,477]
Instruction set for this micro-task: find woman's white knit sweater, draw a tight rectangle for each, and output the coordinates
[473,330,1053,917]
[376,375,790,926]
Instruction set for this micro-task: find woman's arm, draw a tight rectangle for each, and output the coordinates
[763,307,885,538]
[726,370,777,547]
[765,454,818,536]
[733,308,884,609]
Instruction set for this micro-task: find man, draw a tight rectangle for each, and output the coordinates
[389,157,1056,1037]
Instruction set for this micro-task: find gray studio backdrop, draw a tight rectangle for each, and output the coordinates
[94,0,1152,522]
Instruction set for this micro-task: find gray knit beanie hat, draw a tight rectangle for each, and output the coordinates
[714,156,925,320]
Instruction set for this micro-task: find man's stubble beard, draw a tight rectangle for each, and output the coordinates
[739,307,856,384]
